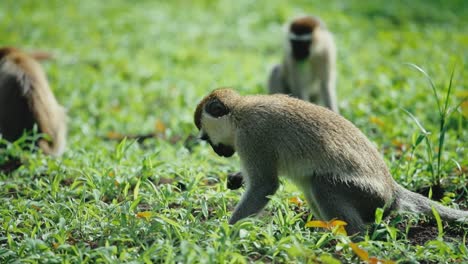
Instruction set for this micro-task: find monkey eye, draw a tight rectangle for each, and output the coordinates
[206,99,229,117]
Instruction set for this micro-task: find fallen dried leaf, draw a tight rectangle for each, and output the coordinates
[106,131,124,140]
[349,242,369,261]
[305,219,347,235]
[155,120,166,134]
[461,101,468,118]
[369,116,385,128]
[136,211,153,221]
[288,197,303,206]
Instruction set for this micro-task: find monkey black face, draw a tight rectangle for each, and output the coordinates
[289,33,312,61]
[212,143,235,157]
[289,19,315,61]
[200,132,235,158]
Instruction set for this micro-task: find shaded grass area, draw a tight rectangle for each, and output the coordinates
[1,0,467,262]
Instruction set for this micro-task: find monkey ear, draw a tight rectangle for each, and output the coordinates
[205,99,229,117]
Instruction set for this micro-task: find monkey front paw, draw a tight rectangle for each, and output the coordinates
[227,172,244,190]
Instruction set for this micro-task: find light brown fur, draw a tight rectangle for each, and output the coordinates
[0,47,67,156]
[268,15,338,113]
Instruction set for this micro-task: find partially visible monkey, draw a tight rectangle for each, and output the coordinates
[194,88,468,234]
[0,47,67,156]
[268,15,338,113]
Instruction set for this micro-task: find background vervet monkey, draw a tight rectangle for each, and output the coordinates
[0,47,67,156]
[194,88,468,234]
[268,15,338,113]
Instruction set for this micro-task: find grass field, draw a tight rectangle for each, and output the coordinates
[1,0,467,263]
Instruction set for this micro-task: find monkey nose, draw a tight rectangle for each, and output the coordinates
[290,41,310,61]
[200,133,209,141]
[213,144,235,157]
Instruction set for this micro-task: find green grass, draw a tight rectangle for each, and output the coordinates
[1,0,467,263]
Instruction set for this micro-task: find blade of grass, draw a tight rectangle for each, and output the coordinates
[434,68,455,182]
[431,206,444,239]
[405,63,442,115]
[401,108,435,180]
[400,108,429,135]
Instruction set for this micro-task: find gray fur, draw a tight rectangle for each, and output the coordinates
[195,88,468,234]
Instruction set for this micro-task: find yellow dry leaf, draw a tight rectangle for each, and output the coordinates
[136,211,153,221]
[306,219,348,236]
[333,226,348,236]
[327,220,348,235]
[329,220,347,227]
[108,171,115,177]
[391,139,406,151]
[31,205,41,211]
[349,242,369,261]
[369,116,385,128]
[52,242,59,249]
[368,257,396,264]
[155,120,166,133]
[114,180,120,187]
[107,131,123,139]
[455,90,468,98]
[110,105,121,113]
[350,243,395,264]
[305,220,329,228]
[288,197,303,206]
[461,101,468,118]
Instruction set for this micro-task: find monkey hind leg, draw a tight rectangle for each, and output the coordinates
[395,184,468,222]
[306,177,387,235]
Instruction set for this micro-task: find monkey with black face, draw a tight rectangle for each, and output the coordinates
[268,15,338,113]
[195,88,468,234]
[0,47,67,156]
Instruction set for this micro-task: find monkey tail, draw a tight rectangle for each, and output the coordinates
[395,184,468,222]
[32,100,67,156]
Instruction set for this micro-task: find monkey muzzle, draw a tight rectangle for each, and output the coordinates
[199,133,235,157]
[290,39,311,61]
[212,143,235,157]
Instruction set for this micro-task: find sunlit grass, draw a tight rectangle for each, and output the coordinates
[1,0,467,263]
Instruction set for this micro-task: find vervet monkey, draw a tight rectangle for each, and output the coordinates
[268,15,338,113]
[0,47,67,156]
[194,88,468,234]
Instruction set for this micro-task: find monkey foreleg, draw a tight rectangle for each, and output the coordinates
[229,179,279,224]
[228,158,279,224]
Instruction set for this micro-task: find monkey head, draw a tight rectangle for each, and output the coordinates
[288,16,322,61]
[0,47,18,60]
[194,88,238,157]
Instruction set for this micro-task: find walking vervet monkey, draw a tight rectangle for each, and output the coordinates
[0,47,67,156]
[194,88,468,234]
[268,15,338,113]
